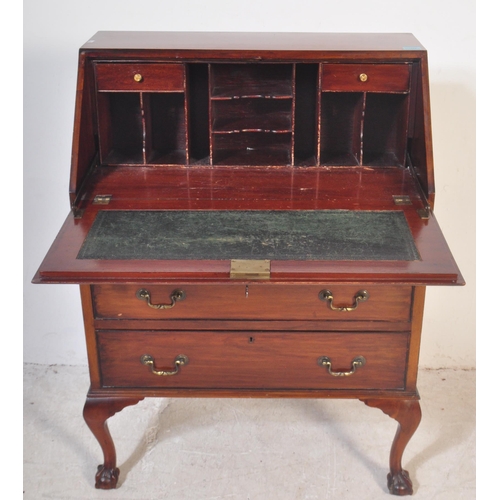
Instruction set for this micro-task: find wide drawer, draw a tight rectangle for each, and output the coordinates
[92,284,412,322]
[95,63,185,92]
[321,64,410,92]
[97,330,409,390]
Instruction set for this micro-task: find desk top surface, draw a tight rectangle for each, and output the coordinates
[81,32,425,53]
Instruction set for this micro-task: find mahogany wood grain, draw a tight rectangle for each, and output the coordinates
[405,286,426,392]
[93,318,412,332]
[95,62,185,92]
[87,387,420,400]
[80,285,101,389]
[69,55,99,209]
[96,330,409,390]
[92,284,412,322]
[321,63,410,93]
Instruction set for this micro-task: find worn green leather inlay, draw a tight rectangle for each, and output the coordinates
[77,210,420,261]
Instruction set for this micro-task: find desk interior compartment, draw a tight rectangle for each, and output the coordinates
[97,92,144,164]
[363,93,409,166]
[143,93,187,164]
[294,63,319,166]
[210,63,294,166]
[96,64,188,166]
[320,92,363,166]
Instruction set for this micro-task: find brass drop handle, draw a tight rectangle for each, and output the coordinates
[317,356,366,377]
[359,73,368,82]
[133,73,143,82]
[136,289,186,309]
[318,289,369,312]
[141,354,189,376]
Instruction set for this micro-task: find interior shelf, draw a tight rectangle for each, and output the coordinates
[212,131,292,166]
[212,98,292,133]
[210,63,294,99]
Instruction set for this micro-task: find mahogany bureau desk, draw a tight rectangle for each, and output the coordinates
[33,32,464,496]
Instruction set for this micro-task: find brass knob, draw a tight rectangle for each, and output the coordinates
[359,73,368,82]
[133,73,143,82]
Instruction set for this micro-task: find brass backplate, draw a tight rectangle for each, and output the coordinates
[230,259,271,280]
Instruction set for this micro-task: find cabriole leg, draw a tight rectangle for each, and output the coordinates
[83,396,143,489]
[362,399,422,496]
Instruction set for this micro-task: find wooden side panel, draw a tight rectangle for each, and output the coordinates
[405,286,426,391]
[69,53,98,210]
[80,285,101,389]
[408,57,435,207]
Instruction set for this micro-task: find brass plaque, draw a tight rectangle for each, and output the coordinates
[230,259,271,280]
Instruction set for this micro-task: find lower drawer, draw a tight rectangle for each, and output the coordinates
[97,330,409,390]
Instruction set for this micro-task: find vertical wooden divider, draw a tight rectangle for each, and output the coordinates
[316,64,322,165]
[208,63,213,166]
[359,92,367,166]
[139,92,147,165]
[291,63,296,166]
[183,65,189,166]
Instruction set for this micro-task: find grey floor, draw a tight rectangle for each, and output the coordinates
[24,364,475,499]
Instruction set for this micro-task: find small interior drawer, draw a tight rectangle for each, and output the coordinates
[321,64,410,92]
[92,284,412,323]
[95,63,185,92]
[97,330,409,390]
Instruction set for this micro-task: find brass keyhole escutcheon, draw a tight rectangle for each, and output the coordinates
[134,73,143,82]
[359,73,368,82]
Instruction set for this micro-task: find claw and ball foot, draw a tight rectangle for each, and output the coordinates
[362,399,422,496]
[83,396,143,489]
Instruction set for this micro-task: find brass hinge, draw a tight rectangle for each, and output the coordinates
[230,259,271,280]
[73,208,85,219]
[417,207,430,219]
[93,194,112,205]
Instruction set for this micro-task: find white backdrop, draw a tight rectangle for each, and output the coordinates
[23,0,476,368]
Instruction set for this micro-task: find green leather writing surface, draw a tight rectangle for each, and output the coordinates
[77,210,420,261]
